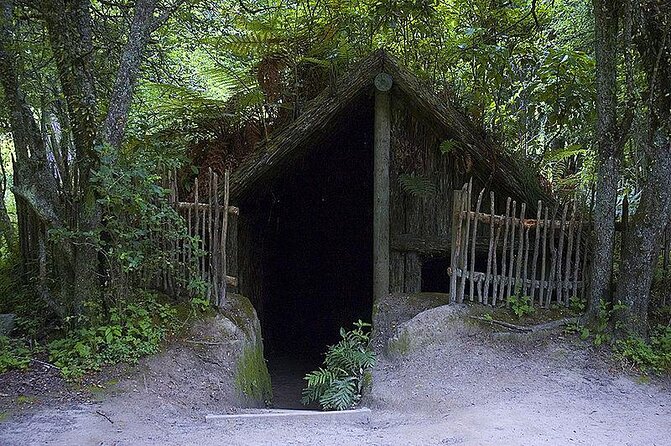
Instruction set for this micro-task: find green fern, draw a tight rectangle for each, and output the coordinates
[319,377,358,411]
[214,32,288,57]
[302,320,375,411]
[440,139,461,154]
[399,174,437,197]
[543,144,586,162]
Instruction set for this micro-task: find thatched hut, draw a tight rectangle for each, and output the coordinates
[224,49,545,357]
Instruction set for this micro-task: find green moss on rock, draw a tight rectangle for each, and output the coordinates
[234,342,272,404]
[386,329,411,358]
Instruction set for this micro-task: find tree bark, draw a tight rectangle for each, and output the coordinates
[588,0,621,320]
[614,140,671,337]
[614,0,671,337]
[0,149,14,250]
[101,0,158,151]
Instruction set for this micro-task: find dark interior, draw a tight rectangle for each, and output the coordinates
[241,95,375,407]
[421,256,450,293]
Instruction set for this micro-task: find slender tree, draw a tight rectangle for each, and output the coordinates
[614,0,671,337]
[0,147,12,250]
[588,0,623,320]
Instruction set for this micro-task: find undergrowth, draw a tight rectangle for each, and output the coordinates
[0,336,32,373]
[302,320,375,411]
[47,292,178,379]
[565,299,671,376]
[508,293,535,319]
[615,325,671,375]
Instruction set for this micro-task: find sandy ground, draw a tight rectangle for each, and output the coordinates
[1,309,670,446]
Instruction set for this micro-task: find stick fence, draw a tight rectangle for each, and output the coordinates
[448,180,588,307]
[156,168,237,307]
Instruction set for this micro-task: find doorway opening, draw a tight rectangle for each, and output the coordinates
[243,96,375,408]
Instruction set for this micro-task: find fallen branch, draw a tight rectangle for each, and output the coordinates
[471,316,532,332]
[95,410,114,424]
[470,316,579,333]
[30,358,60,370]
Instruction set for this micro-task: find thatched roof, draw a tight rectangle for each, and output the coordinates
[229,49,547,205]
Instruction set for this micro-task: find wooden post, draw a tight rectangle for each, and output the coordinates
[469,189,484,302]
[373,76,391,303]
[483,191,495,304]
[449,189,464,303]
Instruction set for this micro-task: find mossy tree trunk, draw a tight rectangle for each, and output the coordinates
[587,0,621,322]
[614,1,671,338]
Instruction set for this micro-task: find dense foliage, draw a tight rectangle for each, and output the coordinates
[47,292,178,379]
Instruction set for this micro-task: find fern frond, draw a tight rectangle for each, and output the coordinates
[543,144,586,162]
[399,174,437,198]
[213,32,289,57]
[319,377,358,411]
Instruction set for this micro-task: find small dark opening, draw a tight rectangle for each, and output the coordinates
[421,256,450,293]
[244,95,374,408]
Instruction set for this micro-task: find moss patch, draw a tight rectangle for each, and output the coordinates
[387,329,411,357]
[234,342,272,404]
[16,395,37,405]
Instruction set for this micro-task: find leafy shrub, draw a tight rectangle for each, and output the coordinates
[48,293,177,379]
[302,320,376,411]
[0,336,31,373]
[616,326,671,375]
[508,294,534,319]
[569,296,587,313]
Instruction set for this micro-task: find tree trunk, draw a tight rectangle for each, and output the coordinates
[0,197,13,250]
[101,0,158,151]
[587,0,620,320]
[614,140,671,337]
[0,152,13,250]
[614,0,671,337]
[1,0,167,317]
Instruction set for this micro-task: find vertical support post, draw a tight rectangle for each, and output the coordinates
[449,189,464,303]
[374,80,391,303]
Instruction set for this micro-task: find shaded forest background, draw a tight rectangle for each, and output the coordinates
[0,0,669,377]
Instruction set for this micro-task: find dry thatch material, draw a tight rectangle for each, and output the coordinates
[228,49,548,205]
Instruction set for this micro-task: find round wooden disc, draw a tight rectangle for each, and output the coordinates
[374,72,393,91]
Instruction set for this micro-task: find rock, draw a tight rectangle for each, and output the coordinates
[0,313,16,335]
[385,304,472,360]
[189,294,272,407]
[372,292,451,351]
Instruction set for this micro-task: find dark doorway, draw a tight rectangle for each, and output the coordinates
[248,96,375,408]
[421,256,450,293]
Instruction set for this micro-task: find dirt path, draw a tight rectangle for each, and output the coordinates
[1,312,670,446]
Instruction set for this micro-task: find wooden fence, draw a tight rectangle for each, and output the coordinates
[158,168,237,307]
[448,180,588,307]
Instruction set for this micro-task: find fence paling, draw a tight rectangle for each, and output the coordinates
[530,201,542,305]
[470,189,484,303]
[483,192,495,301]
[157,169,236,307]
[448,181,587,308]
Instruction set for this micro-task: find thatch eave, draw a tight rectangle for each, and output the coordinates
[228,49,548,206]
